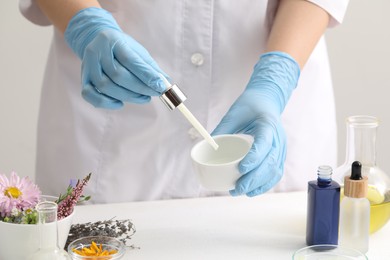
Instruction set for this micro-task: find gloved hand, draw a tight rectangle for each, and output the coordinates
[65,7,167,109]
[212,51,300,197]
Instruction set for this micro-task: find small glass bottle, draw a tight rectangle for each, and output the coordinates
[306,165,340,246]
[339,161,370,254]
[28,201,71,260]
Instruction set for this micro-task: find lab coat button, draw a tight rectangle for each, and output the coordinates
[190,53,204,66]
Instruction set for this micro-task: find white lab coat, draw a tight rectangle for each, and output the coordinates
[20,0,348,203]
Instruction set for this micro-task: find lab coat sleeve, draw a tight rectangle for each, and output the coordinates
[19,0,51,26]
[307,0,350,27]
[266,0,349,29]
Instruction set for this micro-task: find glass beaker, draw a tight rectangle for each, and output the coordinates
[334,115,390,233]
[28,201,71,260]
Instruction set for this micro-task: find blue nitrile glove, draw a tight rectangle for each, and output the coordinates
[212,51,300,197]
[65,7,167,109]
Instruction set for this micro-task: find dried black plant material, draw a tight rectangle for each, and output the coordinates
[65,217,137,249]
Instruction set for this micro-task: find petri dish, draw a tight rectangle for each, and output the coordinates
[292,244,368,260]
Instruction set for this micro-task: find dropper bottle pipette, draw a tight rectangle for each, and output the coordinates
[159,75,219,150]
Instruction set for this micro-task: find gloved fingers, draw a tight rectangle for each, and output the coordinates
[211,106,249,136]
[230,165,282,197]
[81,55,123,108]
[239,155,278,195]
[126,35,169,77]
[92,72,151,104]
[113,40,166,94]
[229,169,282,197]
[245,168,283,197]
[81,82,123,109]
[97,39,165,96]
[100,49,162,97]
[239,123,274,174]
[82,55,151,104]
[230,145,280,196]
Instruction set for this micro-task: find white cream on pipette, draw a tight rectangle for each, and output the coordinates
[159,75,219,150]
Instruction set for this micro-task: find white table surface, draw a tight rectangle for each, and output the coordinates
[73,191,389,259]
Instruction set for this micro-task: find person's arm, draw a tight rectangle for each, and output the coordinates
[36,0,101,33]
[212,0,333,197]
[35,0,168,109]
[266,0,330,68]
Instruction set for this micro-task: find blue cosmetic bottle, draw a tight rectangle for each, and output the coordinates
[306,165,340,246]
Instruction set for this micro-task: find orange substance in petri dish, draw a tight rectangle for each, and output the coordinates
[72,241,118,257]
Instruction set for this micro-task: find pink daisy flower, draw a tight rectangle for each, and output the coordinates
[0,171,41,218]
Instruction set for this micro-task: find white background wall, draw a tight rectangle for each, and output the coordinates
[326,1,390,175]
[0,1,51,178]
[1,1,389,180]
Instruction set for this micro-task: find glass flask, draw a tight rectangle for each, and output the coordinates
[28,201,71,260]
[334,115,390,233]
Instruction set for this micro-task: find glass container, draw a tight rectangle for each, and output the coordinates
[306,165,340,246]
[28,201,71,260]
[68,236,126,260]
[334,115,390,233]
[292,244,367,260]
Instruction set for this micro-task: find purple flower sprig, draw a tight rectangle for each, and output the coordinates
[57,173,92,220]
